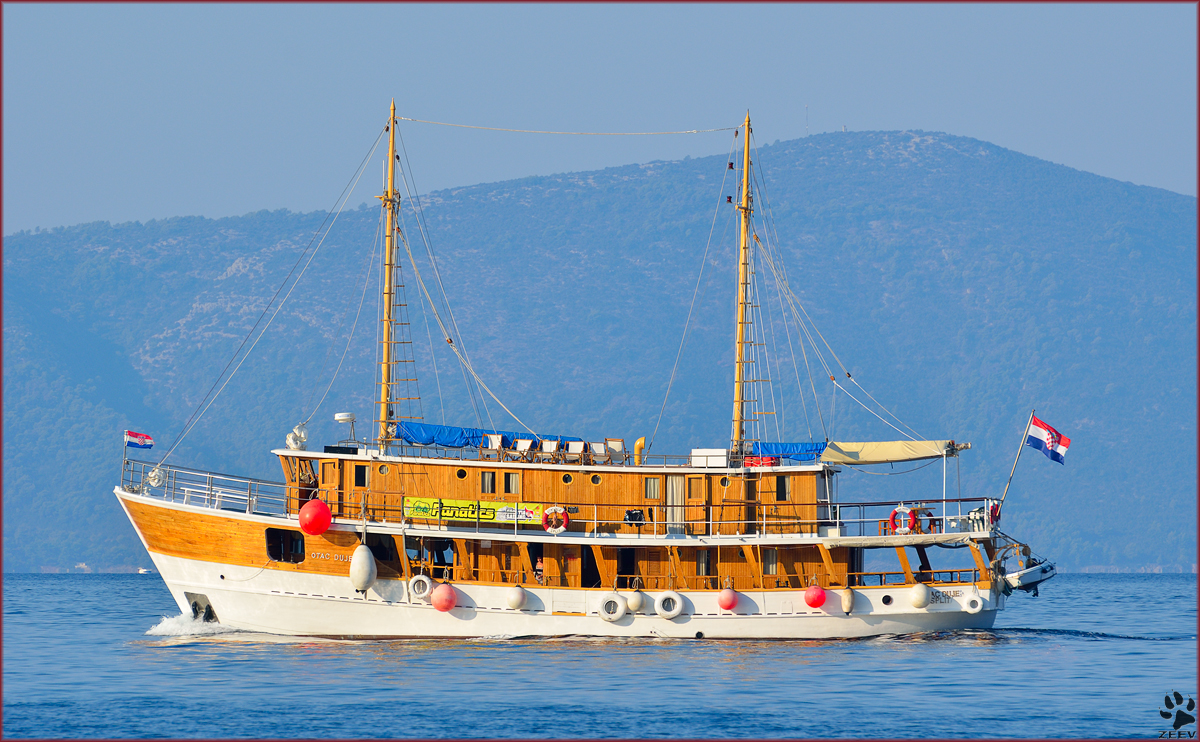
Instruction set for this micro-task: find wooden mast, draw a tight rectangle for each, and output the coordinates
[377,100,399,446]
[731,112,753,454]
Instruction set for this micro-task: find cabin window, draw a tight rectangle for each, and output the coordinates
[320,461,338,485]
[719,476,730,488]
[456,469,467,480]
[354,464,368,488]
[696,548,711,576]
[378,464,389,475]
[481,471,496,494]
[504,472,520,494]
[590,474,602,485]
[365,533,398,564]
[265,528,305,563]
[281,457,296,481]
[763,548,778,575]
[776,475,789,502]
[562,474,573,484]
[687,478,704,499]
[644,477,660,499]
[745,479,757,501]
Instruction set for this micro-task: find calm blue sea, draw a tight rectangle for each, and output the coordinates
[2,573,1195,738]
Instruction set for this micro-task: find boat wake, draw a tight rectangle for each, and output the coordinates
[994,627,1195,642]
[145,613,243,637]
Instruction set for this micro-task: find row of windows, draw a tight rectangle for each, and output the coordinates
[270,526,785,579]
[644,475,791,501]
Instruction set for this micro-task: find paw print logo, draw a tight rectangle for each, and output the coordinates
[1160,691,1197,731]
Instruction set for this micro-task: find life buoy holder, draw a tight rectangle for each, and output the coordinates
[598,593,628,622]
[890,506,918,535]
[655,590,684,620]
[542,506,569,534]
[409,574,434,600]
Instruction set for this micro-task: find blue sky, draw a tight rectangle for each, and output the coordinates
[3,3,1195,233]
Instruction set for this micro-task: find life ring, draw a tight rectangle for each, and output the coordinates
[542,506,569,534]
[964,595,983,614]
[889,506,918,535]
[409,574,434,600]
[655,590,684,620]
[598,593,628,622]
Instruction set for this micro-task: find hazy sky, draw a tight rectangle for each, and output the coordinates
[4,3,1196,234]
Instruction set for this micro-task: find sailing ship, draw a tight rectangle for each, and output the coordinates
[115,104,1054,638]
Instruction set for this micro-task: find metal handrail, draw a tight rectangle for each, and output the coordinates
[121,459,995,538]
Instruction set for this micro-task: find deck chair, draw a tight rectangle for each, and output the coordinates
[481,433,504,460]
[589,441,608,465]
[563,440,586,464]
[605,438,628,464]
[509,438,535,462]
[538,439,561,463]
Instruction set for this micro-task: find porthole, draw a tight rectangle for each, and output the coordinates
[456,469,467,480]
[590,474,602,485]
[719,476,731,487]
[378,464,389,475]
[562,474,573,484]
[882,595,893,606]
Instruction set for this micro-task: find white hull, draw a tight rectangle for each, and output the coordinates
[148,551,1001,639]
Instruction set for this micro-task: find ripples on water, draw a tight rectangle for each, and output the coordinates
[4,573,1195,738]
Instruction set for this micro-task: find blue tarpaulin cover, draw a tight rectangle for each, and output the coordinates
[750,441,828,461]
[397,421,582,449]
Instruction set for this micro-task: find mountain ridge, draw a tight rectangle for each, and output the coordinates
[4,129,1195,573]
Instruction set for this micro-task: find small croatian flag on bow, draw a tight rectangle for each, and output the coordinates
[124,430,154,450]
[1025,416,1069,464]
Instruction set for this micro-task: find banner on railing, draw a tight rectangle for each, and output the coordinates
[403,497,543,524]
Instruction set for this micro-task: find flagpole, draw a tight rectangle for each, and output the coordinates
[999,409,1036,506]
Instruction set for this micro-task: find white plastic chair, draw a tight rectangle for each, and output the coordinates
[564,440,586,464]
[482,433,503,460]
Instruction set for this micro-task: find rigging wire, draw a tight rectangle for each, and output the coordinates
[646,131,741,453]
[302,208,382,426]
[156,128,386,467]
[841,457,941,476]
[395,127,489,429]
[396,116,736,136]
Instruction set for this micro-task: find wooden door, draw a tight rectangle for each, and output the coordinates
[686,475,710,535]
[320,460,344,516]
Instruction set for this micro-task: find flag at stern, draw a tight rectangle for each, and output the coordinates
[1025,416,1069,464]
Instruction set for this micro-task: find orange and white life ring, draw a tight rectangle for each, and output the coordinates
[890,506,918,535]
[542,506,569,534]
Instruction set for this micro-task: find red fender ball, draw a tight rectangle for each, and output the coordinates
[298,498,331,535]
[805,585,827,608]
[431,582,457,612]
[718,588,739,611]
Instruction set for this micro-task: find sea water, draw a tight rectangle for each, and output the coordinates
[3,573,1195,738]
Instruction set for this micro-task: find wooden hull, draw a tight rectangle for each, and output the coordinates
[116,488,1002,639]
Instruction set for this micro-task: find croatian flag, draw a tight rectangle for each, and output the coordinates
[1025,416,1069,464]
[124,430,154,450]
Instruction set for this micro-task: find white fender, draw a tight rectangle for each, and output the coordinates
[910,582,931,608]
[599,593,628,622]
[840,588,855,614]
[409,574,434,600]
[349,544,377,591]
[625,591,645,612]
[655,590,684,620]
[506,585,527,609]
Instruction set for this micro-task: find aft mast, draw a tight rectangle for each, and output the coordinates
[731,112,753,458]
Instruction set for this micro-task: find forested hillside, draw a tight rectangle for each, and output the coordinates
[4,130,1195,572]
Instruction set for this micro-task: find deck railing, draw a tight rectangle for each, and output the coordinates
[121,458,996,539]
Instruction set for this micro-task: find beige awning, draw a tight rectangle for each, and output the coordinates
[820,440,953,465]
